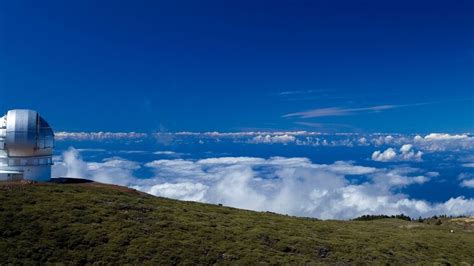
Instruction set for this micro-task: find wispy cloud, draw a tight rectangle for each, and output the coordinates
[284,99,474,119]
[276,89,348,102]
[283,105,397,118]
[277,89,324,96]
[282,101,440,119]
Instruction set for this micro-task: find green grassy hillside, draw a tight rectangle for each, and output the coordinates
[1,181,473,264]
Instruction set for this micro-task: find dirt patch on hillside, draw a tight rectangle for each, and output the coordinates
[398,223,426,229]
[449,217,474,228]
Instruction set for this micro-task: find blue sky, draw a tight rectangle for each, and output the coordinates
[1,0,472,133]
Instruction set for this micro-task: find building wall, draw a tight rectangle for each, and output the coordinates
[0,165,51,182]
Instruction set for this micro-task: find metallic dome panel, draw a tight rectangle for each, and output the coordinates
[2,109,54,157]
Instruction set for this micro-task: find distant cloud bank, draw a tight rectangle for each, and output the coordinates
[55,131,474,152]
[55,131,147,140]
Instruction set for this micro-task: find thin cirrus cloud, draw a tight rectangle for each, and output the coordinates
[284,98,474,119]
[277,89,325,96]
[283,105,398,118]
[283,102,436,119]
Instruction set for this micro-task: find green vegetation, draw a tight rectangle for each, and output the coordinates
[1,181,473,264]
[352,214,412,222]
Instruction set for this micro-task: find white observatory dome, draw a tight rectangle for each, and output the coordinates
[0,109,54,181]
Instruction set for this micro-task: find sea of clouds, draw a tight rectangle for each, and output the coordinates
[52,131,474,220]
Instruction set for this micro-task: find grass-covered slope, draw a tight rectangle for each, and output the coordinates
[0,181,473,265]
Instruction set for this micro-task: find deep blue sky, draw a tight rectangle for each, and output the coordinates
[1,0,473,133]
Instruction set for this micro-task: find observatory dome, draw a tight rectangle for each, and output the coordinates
[0,109,54,181]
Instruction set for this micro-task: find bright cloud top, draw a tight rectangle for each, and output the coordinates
[372,144,423,162]
[251,134,296,144]
[423,133,469,141]
[53,148,474,220]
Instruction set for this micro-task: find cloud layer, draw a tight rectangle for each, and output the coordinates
[53,148,474,220]
[56,131,147,141]
[55,131,474,151]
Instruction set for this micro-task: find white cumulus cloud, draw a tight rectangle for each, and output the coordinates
[251,134,296,144]
[372,148,397,162]
[424,133,469,141]
[413,133,474,151]
[52,148,140,186]
[52,149,474,219]
[372,144,423,162]
[149,182,208,201]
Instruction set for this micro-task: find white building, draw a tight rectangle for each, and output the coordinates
[0,109,54,181]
